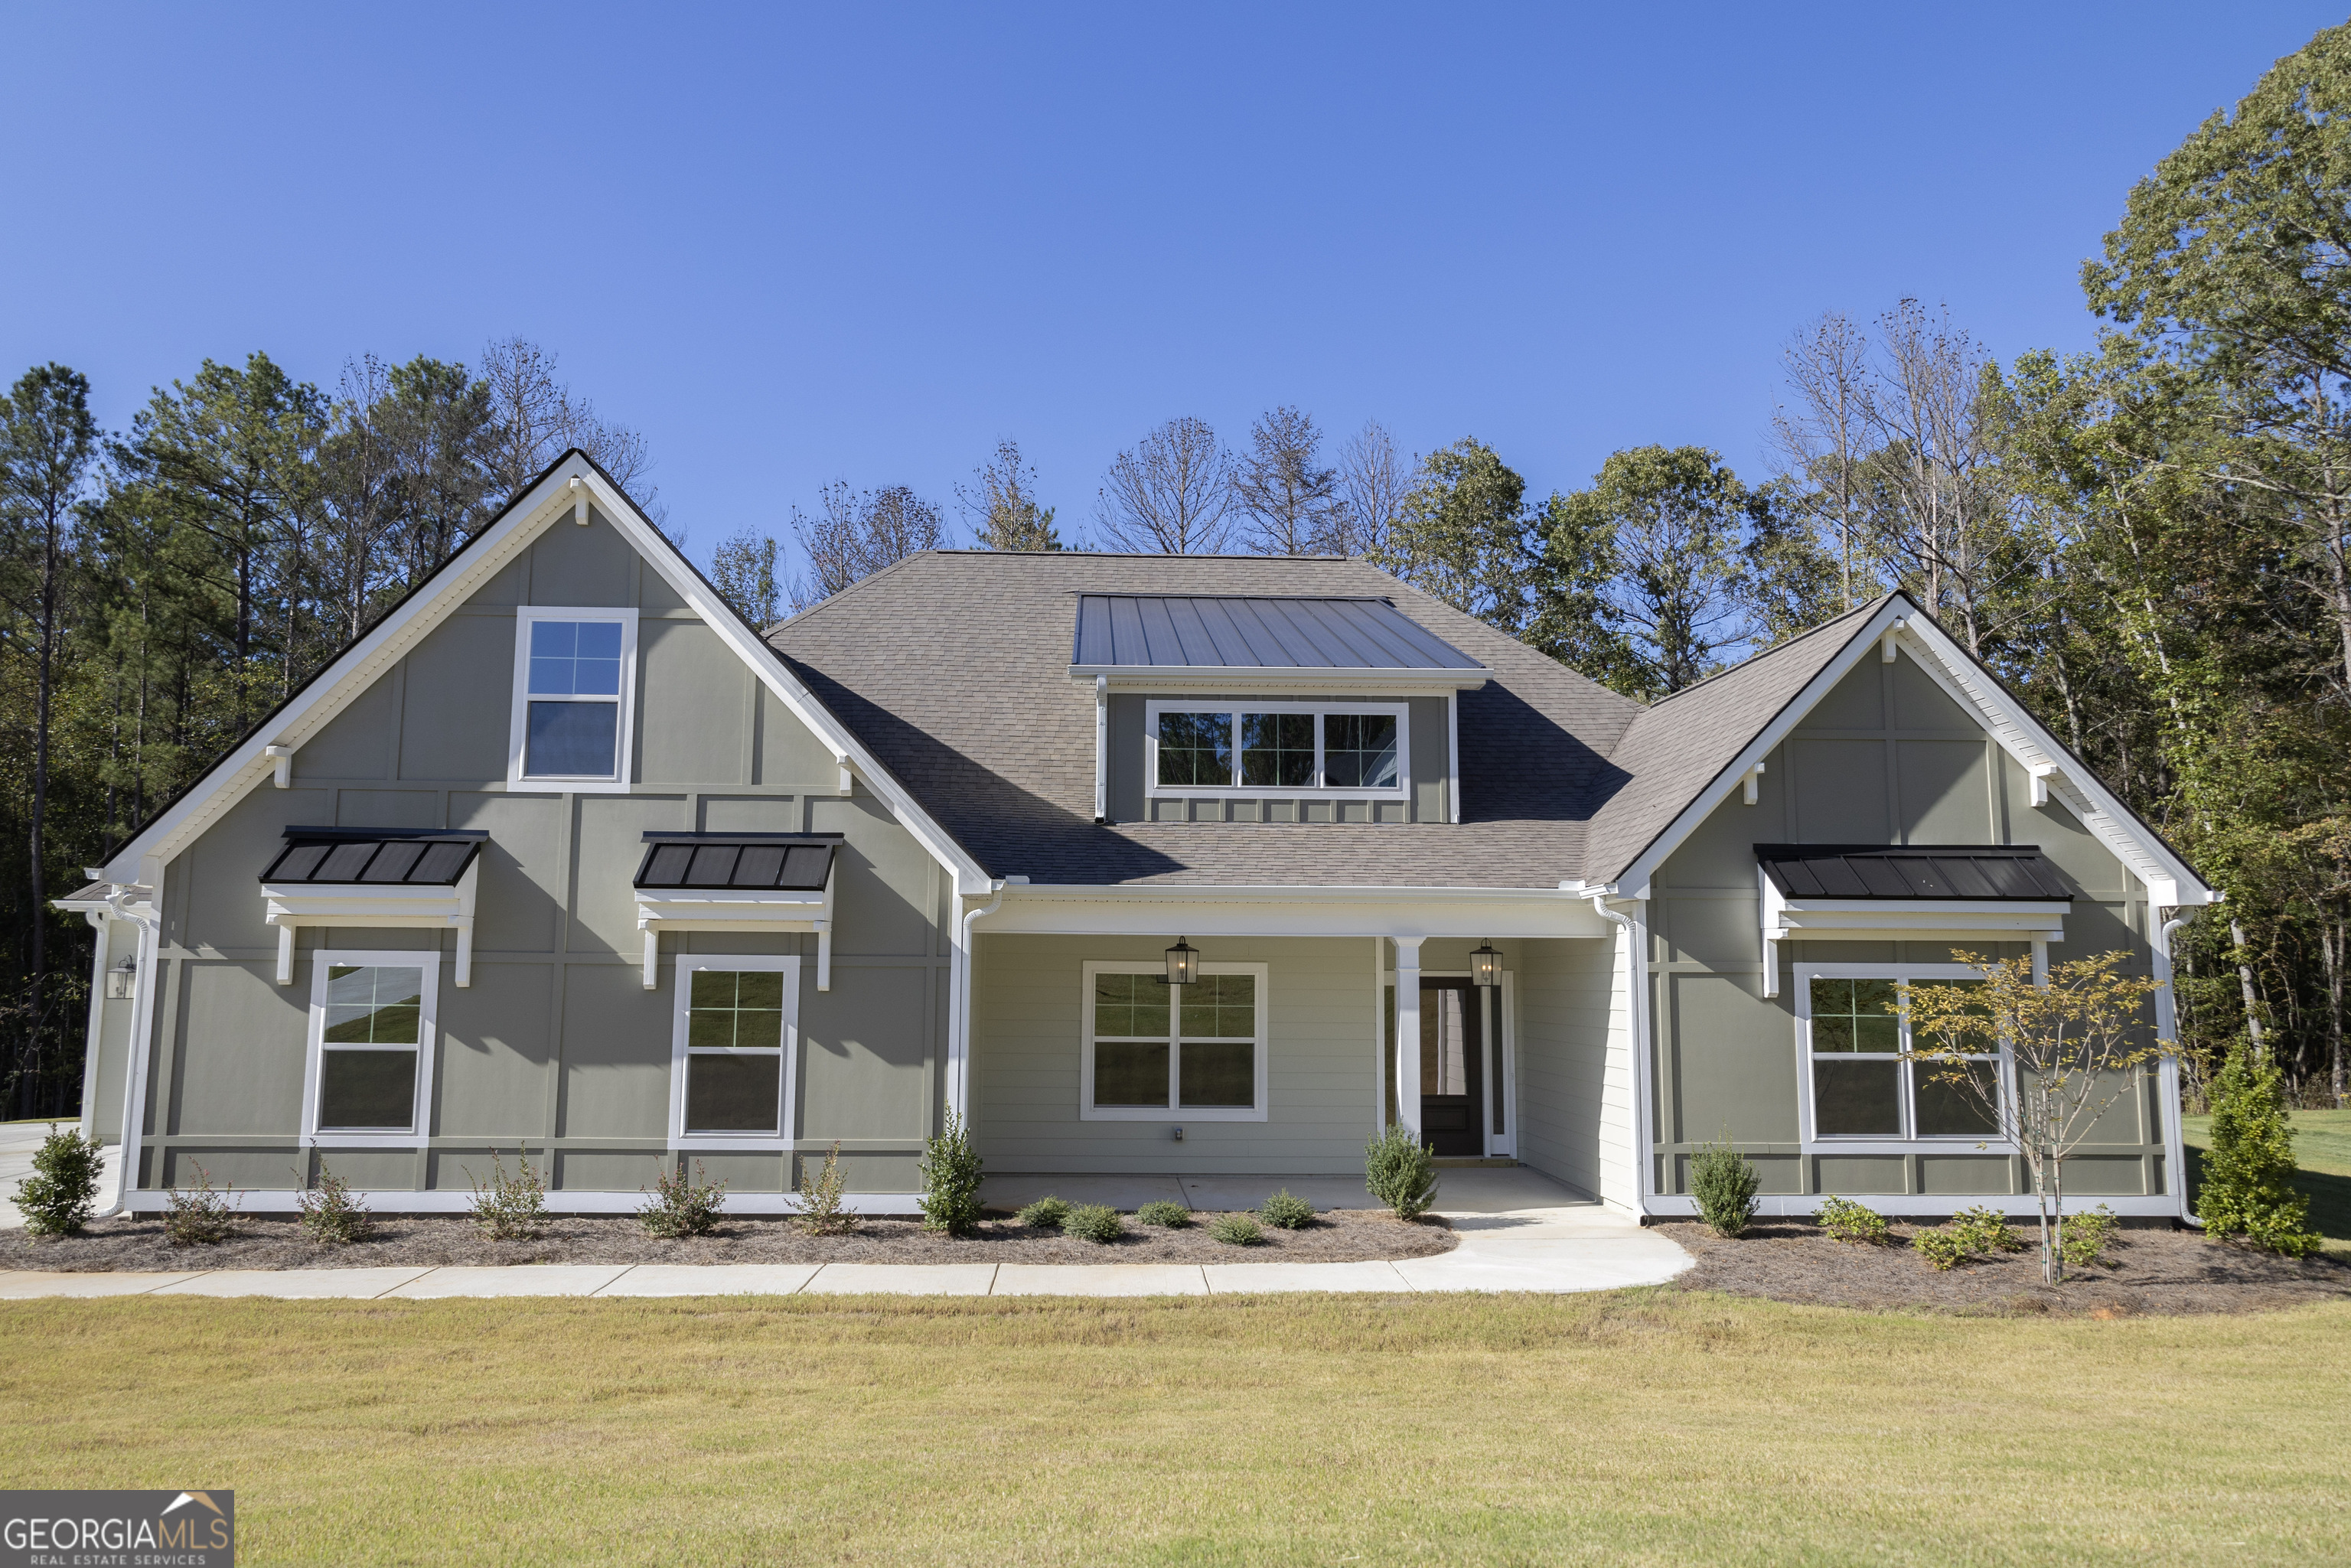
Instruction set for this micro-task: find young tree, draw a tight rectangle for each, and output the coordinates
[316,356,406,644]
[1233,406,1339,555]
[1555,445,1749,697]
[787,482,946,609]
[1096,416,1234,553]
[710,529,782,626]
[1904,951,2173,1286]
[2196,1040,2321,1255]
[958,438,1060,552]
[1371,438,1532,633]
[382,355,494,575]
[1332,419,1407,559]
[1771,311,1875,611]
[478,337,661,521]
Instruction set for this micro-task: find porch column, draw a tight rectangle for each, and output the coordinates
[1393,936,1423,1141]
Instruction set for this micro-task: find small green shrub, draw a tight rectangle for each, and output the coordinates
[1912,1225,1971,1270]
[1950,1205,2024,1255]
[2197,1043,2321,1257]
[1689,1136,1760,1238]
[796,1143,854,1236]
[640,1158,728,1239]
[1017,1196,1072,1230]
[2060,1204,2119,1268]
[1209,1213,1263,1245]
[161,1162,236,1247]
[1134,1200,1191,1227]
[1815,1195,1888,1245]
[16,1123,104,1237]
[295,1156,374,1246]
[1258,1190,1315,1230]
[465,1149,548,1241]
[1364,1123,1439,1219]
[918,1110,986,1236]
[1062,1203,1124,1243]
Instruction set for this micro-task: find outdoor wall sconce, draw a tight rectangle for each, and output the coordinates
[1471,941,1501,989]
[106,957,137,999]
[1162,937,1199,986]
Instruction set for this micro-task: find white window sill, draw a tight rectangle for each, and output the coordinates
[1081,1105,1267,1123]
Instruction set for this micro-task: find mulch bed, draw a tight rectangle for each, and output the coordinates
[7,1207,1455,1273]
[1658,1218,2351,1316]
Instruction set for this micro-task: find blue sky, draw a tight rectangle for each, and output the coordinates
[2,4,2339,569]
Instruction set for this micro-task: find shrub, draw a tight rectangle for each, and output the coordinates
[295,1156,373,1246]
[2061,1204,2119,1268]
[1209,1213,1264,1245]
[1950,1205,2025,1256]
[1134,1200,1191,1228]
[640,1158,728,1239]
[1017,1196,1072,1231]
[161,1162,236,1247]
[465,1149,548,1241]
[2197,1043,2321,1257]
[16,1123,104,1237]
[1912,1225,1971,1270]
[1364,1123,1439,1219]
[1259,1190,1315,1230]
[918,1110,985,1236]
[795,1143,855,1236]
[1062,1203,1124,1243]
[1815,1195,1888,1246]
[1689,1136,1760,1238]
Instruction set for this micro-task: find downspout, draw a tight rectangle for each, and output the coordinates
[100,877,164,1218]
[1588,892,1653,1218]
[76,910,109,1142]
[945,880,1007,1126]
[2154,903,2206,1227]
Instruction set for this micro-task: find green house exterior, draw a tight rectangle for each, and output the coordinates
[60,452,2216,1220]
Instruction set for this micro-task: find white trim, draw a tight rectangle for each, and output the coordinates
[119,1188,931,1217]
[1446,693,1461,823]
[668,954,802,1151]
[1645,1192,2186,1220]
[1143,699,1410,800]
[298,950,442,1149]
[1392,938,1423,1137]
[1092,673,1108,823]
[1369,937,1387,1136]
[506,605,641,792]
[1794,960,2012,1151]
[634,864,834,991]
[1079,959,1270,1122]
[263,858,480,988]
[1758,868,2067,999]
[984,884,1613,940]
[1382,967,1517,1157]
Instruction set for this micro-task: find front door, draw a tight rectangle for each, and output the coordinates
[1419,978,1483,1157]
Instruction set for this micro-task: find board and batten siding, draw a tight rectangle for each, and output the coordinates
[107,504,951,1201]
[973,934,1380,1174]
[1644,647,2167,1202]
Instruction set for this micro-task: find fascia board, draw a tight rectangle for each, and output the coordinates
[564,466,994,895]
[1614,599,1909,896]
[1073,664,1488,695]
[1892,614,2214,906]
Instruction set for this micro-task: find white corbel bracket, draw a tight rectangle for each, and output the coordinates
[1881,616,1908,663]
[1743,761,1766,806]
[264,745,295,788]
[2030,764,2062,809]
[570,474,589,525]
[836,755,855,797]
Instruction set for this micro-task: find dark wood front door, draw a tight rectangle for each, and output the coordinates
[1419,978,1483,1157]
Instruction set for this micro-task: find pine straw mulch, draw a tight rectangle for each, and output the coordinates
[1658,1218,2351,1317]
[7,1207,1456,1273]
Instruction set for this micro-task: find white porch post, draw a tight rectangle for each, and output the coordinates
[1393,936,1423,1141]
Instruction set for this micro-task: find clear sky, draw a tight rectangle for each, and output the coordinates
[2,3,2340,569]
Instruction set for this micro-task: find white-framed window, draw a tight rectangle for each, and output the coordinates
[299,950,439,1146]
[507,605,641,791]
[669,954,800,1147]
[1797,962,2004,1144]
[1081,960,1269,1121]
[1144,700,1408,798]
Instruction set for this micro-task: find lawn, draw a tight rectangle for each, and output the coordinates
[0,1291,2343,1565]
[2183,1105,2351,1252]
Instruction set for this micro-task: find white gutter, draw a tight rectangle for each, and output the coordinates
[1093,675,1108,824]
[1586,890,1653,1218]
[100,873,164,1217]
[2154,901,2209,1226]
[945,880,1009,1123]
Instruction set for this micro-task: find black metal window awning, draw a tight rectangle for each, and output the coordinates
[261,826,487,886]
[1756,844,2075,901]
[633,832,840,891]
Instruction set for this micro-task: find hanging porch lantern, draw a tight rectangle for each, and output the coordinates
[1470,940,1501,989]
[1162,937,1200,986]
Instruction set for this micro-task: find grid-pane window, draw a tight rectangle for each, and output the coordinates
[685,969,784,1133]
[1323,713,1399,788]
[1240,714,1314,788]
[317,964,423,1131]
[1807,972,2003,1139]
[1178,972,1256,1107]
[522,618,627,779]
[1088,966,1263,1115]
[1092,972,1171,1107]
[1156,712,1234,788]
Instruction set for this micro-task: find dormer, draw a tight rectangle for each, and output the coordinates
[1071,593,1489,826]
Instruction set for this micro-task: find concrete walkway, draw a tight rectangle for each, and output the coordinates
[0,1165,1692,1299]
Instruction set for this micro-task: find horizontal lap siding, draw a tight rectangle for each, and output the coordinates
[1517,935,1632,1208]
[974,934,1375,1174]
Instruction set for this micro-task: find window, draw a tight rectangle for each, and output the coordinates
[1146,703,1407,796]
[669,955,799,1145]
[302,952,438,1143]
[1081,960,1268,1120]
[1800,965,2002,1142]
[508,607,638,791]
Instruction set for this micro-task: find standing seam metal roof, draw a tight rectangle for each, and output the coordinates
[1073,594,1484,670]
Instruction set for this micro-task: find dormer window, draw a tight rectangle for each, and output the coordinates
[1147,702,1407,798]
[508,606,639,792]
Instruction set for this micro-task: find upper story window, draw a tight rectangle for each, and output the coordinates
[508,607,639,792]
[1146,701,1405,797]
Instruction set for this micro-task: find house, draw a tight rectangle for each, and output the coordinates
[57,451,2216,1221]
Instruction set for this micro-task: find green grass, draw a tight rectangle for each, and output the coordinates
[1,1292,2344,1565]
[2183,1106,2351,1252]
